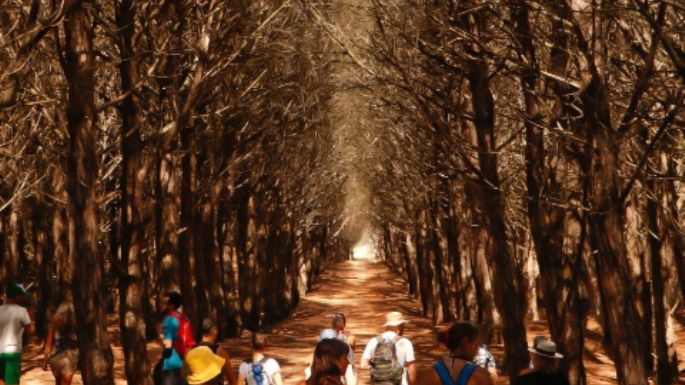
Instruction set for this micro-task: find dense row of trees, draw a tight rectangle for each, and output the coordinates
[363,1,684,385]
[325,1,685,385]
[1,1,349,385]
[2,1,684,385]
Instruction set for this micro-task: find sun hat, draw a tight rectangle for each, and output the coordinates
[319,328,338,341]
[532,335,548,349]
[384,311,408,327]
[529,339,564,359]
[6,284,27,298]
[185,345,225,384]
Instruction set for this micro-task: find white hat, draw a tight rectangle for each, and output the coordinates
[384,311,408,327]
[529,339,564,359]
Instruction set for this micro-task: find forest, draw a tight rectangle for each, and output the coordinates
[0,1,684,385]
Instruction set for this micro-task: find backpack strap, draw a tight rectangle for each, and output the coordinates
[390,336,401,361]
[433,361,455,385]
[456,363,476,385]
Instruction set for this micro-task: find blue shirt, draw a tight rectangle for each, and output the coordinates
[162,315,183,370]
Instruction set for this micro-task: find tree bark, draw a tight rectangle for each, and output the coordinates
[116,0,152,383]
[581,76,648,385]
[666,157,685,304]
[5,206,20,283]
[647,157,678,385]
[462,31,529,378]
[510,2,586,384]
[64,2,114,384]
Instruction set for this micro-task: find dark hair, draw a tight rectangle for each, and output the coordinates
[201,318,216,335]
[438,321,478,351]
[252,332,268,350]
[331,312,346,330]
[164,291,183,309]
[308,339,349,385]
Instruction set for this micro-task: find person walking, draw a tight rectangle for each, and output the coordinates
[42,286,78,385]
[154,291,195,385]
[298,338,351,385]
[331,313,356,385]
[360,311,416,385]
[416,322,493,385]
[513,338,569,385]
[238,333,283,385]
[0,284,35,385]
[184,318,236,385]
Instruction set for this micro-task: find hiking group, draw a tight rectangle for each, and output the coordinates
[0,287,570,385]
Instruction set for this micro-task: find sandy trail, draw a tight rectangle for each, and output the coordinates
[20,259,685,385]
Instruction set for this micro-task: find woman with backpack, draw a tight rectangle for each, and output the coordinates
[417,322,493,385]
[238,333,283,385]
[331,313,357,385]
[298,338,351,385]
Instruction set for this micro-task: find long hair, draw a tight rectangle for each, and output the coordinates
[307,339,349,385]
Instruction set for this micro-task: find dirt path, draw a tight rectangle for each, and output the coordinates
[20,259,685,385]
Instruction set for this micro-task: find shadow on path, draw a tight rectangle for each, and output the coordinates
[20,259,685,385]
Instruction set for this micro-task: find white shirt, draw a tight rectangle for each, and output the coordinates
[0,304,31,353]
[239,357,280,385]
[361,331,415,385]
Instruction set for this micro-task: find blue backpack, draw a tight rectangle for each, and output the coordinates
[246,357,270,385]
[434,361,476,385]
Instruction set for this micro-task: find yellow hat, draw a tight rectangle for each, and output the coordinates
[185,346,225,384]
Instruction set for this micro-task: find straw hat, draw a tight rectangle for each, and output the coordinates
[185,346,225,384]
[529,339,564,359]
[384,311,408,327]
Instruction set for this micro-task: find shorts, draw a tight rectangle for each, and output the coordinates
[0,352,22,385]
[50,347,79,377]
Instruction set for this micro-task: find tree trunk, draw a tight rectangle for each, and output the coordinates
[178,121,199,326]
[116,0,152,383]
[510,2,587,383]
[581,77,648,385]
[647,159,678,385]
[666,157,685,304]
[429,197,450,322]
[33,198,51,337]
[5,206,20,283]
[64,2,114,384]
[462,33,529,377]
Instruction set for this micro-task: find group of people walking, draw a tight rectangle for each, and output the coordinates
[0,286,570,385]
[150,294,570,385]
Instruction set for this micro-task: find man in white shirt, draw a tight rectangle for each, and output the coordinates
[361,312,416,385]
[0,284,35,385]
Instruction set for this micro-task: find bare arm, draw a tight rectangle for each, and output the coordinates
[406,361,416,385]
